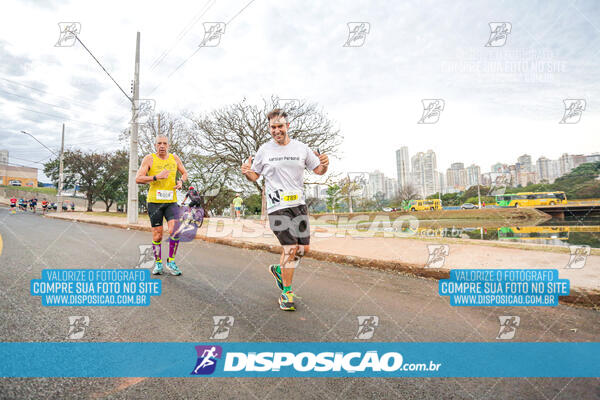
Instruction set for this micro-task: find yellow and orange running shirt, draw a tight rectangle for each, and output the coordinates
[147,153,178,203]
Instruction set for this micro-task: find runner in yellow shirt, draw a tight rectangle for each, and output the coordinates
[136,135,188,276]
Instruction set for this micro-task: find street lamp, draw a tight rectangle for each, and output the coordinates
[20,131,57,156]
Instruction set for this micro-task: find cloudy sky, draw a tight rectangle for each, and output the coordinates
[1,0,599,182]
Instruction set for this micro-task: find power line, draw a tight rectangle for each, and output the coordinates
[148,0,256,96]
[149,0,216,71]
[0,88,74,113]
[2,160,41,169]
[148,48,201,95]
[0,76,95,109]
[17,106,125,131]
[73,35,132,103]
[10,155,53,165]
[226,0,255,24]
[0,85,130,131]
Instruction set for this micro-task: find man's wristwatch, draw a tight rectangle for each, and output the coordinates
[153,175,157,181]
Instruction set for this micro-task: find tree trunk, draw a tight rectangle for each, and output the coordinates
[261,184,266,221]
[87,194,93,212]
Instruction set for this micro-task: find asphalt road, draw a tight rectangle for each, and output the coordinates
[1,207,599,399]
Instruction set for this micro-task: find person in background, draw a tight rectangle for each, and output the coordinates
[9,197,17,214]
[232,194,243,222]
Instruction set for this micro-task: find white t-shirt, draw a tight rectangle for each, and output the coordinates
[252,138,321,213]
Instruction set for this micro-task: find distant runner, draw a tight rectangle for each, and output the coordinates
[41,199,48,214]
[9,197,17,214]
[232,194,243,221]
[136,135,188,276]
[182,186,203,208]
[241,108,329,311]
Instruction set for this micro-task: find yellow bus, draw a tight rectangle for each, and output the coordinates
[495,191,567,207]
[406,199,442,211]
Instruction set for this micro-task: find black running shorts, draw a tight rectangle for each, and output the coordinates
[268,204,310,246]
[147,202,179,228]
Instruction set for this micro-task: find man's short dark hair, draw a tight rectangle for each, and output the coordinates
[267,108,288,123]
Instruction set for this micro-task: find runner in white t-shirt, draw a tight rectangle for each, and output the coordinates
[241,108,329,311]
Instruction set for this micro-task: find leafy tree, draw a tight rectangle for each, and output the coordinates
[205,187,237,216]
[96,150,129,212]
[62,150,106,211]
[573,181,600,198]
[43,157,78,191]
[120,112,194,164]
[244,193,262,214]
[185,154,235,210]
[398,183,420,202]
[187,96,342,196]
[503,162,600,199]
[325,184,342,213]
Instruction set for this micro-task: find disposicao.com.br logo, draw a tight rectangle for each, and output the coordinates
[191,345,442,376]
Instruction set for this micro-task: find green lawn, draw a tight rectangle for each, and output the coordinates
[85,211,149,220]
[0,185,57,195]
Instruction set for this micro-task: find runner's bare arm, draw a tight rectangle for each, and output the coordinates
[313,151,329,175]
[136,155,157,184]
[241,156,260,182]
[174,154,188,189]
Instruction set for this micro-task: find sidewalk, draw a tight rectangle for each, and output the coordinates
[45,212,599,308]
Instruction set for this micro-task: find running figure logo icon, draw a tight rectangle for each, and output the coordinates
[55,22,81,47]
[343,22,370,47]
[565,245,590,269]
[418,99,445,124]
[199,22,226,47]
[210,316,234,340]
[425,244,449,268]
[485,22,512,47]
[191,345,222,375]
[559,99,586,124]
[130,99,156,124]
[67,316,89,340]
[137,245,155,269]
[173,206,205,242]
[496,316,520,339]
[276,98,301,114]
[488,174,511,196]
[355,316,379,339]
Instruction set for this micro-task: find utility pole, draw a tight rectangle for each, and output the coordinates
[347,173,353,213]
[477,173,482,209]
[127,32,140,224]
[57,123,65,212]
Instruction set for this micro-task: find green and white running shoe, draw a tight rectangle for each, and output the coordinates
[279,291,296,311]
[269,264,283,290]
[152,261,164,275]
[167,260,182,276]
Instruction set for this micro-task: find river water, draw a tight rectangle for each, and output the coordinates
[353,218,600,248]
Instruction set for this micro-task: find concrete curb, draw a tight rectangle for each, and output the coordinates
[44,214,599,309]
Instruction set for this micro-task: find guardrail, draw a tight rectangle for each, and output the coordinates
[566,199,600,205]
